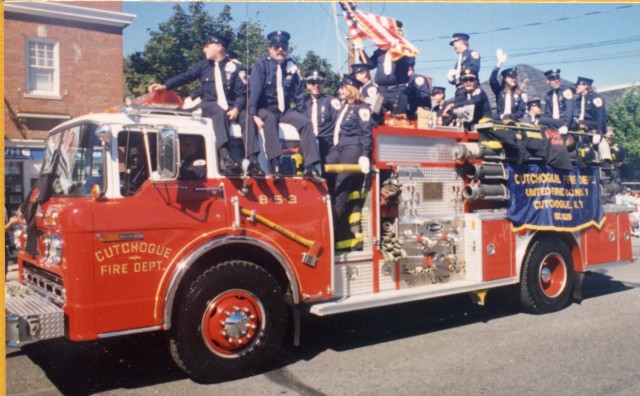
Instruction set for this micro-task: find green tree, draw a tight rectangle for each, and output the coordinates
[608,86,640,177]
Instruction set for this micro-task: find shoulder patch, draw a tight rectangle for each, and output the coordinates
[415,76,425,86]
[330,98,341,110]
[471,51,480,59]
[239,70,248,84]
[473,88,481,96]
[593,97,603,107]
[367,86,378,97]
[358,107,371,122]
[224,61,237,73]
[563,89,573,100]
[193,159,206,166]
[286,60,298,74]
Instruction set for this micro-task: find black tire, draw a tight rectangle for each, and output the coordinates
[170,260,287,383]
[520,237,574,314]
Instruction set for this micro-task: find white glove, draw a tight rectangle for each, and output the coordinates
[592,134,602,145]
[559,126,568,135]
[447,69,457,83]
[358,156,370,174]
[496,49,508,68]
[353,40,364,50]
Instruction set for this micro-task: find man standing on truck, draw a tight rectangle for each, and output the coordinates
[148,33,261,176]
[249,31,323,181]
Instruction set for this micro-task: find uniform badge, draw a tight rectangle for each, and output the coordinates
[330,98,341,110]
[473,88,481,96]
[367,86,378,97]
[239,70,248,84]
[225,61,237,73]
[563,89,573,99]
[593,97,603,107]
[471,51,480,59]
[358,107,371,121]
[416,76,425,86]
[193,159,206,166]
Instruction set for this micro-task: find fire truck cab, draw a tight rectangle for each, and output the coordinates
[6,93,634,383]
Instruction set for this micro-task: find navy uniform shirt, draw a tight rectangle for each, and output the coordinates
[452,49,481,85]
[453,87,492,125]
[489,68,525,120]
[543,86,575,128]
[165,58,248,110]
[575,91,607,134]
[365,49,415,87]
[520,113,538,125]
[336,103,373,158]
[408,74,432,110]
[249,56,306,115]
[306,94,341,140]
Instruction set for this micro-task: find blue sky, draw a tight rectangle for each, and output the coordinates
[122,2,640,90]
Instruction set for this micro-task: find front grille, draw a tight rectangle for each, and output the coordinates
[23,263,66,307]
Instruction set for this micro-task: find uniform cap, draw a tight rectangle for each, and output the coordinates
[267,30,291,47]
[205,33,231,48]
[450,33,470,45]
[350,63,371,74]
[396,20,403,28]
[460,69,477,80]
[544,69,561,79]
[501,67,517,78]
[305,69,326,82]
[576,76,594,86]
[340,74,363,88]
[527,99,541,109]
[432,86,446,95]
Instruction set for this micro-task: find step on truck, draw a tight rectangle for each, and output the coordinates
[6,91,634,383]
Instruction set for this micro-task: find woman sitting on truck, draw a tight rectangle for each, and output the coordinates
[325,74,373,251]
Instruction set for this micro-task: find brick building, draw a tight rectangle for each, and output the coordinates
[4,1,135,214]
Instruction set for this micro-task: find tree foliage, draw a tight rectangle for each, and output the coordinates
[608,86,640,177]
[124,3,340,99]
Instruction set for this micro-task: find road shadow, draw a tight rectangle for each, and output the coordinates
[7,271,634,392]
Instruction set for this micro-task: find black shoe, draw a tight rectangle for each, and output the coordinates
[270,159,282,180]
[247,161,265,177]
[303,168,325,183]
[221,156,241,175]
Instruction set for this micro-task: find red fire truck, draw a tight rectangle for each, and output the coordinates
[6,92,634,383]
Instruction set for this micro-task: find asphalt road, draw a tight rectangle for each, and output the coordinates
[6,238,640,396]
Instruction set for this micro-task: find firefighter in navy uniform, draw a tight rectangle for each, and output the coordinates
[574,76,612,162]
[489,50,525,122]
[447,33,481,92]
[407,65,431,120]
[442,69,491,130]
[249,31,322,181]
[542,69,575,133]
[359,21,415,119]
[148,33,248,175]
[326,74,373,251]
[351,63,382,125]
[304,69,341,161]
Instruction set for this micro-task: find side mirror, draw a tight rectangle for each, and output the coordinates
[157,127,178,179]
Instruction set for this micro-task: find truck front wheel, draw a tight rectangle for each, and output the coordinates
[520,238,574,314]
[170,260,287,383]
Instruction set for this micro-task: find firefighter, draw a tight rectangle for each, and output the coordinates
[305,69,341,161]
[351,63,382,125]
[489,50,525,122]
[148,33,254,176]
[356,21,415,120]
[542,68,575,133]
[573,76,612,162]
[326,74,373,251]
[407,65,431,120]
[521,99,542,125]
[178,135,206,180]
[447,33,481,90]
[431,86,447,114]
[249,31,323,181]
[441,69,491,130]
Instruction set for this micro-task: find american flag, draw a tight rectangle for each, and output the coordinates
[339,2,419,61]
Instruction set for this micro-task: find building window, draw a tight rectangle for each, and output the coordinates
[26,38,60,98]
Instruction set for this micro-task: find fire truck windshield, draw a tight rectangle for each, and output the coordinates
[43,123,105,197]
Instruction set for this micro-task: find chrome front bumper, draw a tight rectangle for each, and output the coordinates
[5,280,65,347]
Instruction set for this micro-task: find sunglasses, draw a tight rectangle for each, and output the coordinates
[461,77,476,82]
[271,44,289,51]
[307,81,323,85]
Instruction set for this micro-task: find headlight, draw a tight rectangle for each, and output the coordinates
[45,233,63,265]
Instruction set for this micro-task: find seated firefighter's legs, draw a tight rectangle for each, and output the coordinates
[201,102,241,175]
[326,145,366,251]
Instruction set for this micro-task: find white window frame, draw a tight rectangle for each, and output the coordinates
[25,37,61,99]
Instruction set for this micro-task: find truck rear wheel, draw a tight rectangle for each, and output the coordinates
[520,238,574,314]
[170,260,287,383]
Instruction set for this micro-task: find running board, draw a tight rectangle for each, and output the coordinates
[308,278,519,316]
